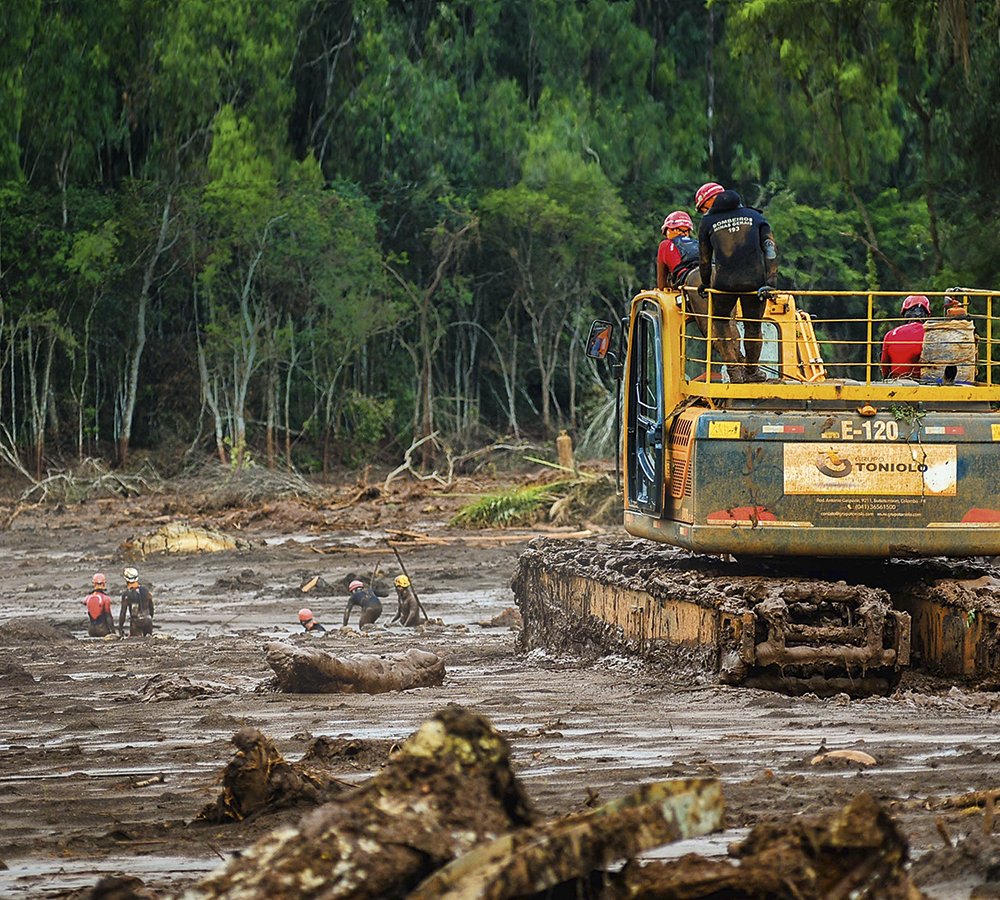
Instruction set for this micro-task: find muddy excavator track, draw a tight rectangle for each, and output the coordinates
[512,538,1000,698]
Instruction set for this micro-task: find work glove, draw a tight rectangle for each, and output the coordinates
[697,284,708,299]
[757,285,776,302]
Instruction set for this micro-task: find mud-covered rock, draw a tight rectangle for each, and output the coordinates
[120,522,253,559]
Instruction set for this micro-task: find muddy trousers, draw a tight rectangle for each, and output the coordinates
[128,615,153,637]
[712,292,765,376]
[87,615,114,638]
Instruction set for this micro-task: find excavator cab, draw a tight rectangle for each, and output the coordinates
[601,288,1000,559]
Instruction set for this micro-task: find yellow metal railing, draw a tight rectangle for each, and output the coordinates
[678,289,1000,401]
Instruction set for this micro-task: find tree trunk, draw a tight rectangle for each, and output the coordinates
[118,193,173,467]
[266,642,445,694]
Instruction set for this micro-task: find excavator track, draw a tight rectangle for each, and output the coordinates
[512,538,1000,697]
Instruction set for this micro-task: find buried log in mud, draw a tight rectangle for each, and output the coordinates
[265,642,445,694]
[408,778,723,900]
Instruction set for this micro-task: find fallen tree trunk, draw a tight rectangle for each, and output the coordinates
[266,642,445,694]
[409,778,723,900]
[192,706,535,899]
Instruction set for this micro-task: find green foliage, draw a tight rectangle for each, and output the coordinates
[451,481,572,528]
[0,0,997,469]
[342,390,395,466]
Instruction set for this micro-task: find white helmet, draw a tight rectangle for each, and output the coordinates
[123,567,139,582]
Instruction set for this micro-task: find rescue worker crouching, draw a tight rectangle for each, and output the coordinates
[343,579,382,627]
[298,607,326,633]
[881,294,930,379]
[389,575,422,627]
[656,211,699,290]
[119,567,154,638]
[83,573,115,638]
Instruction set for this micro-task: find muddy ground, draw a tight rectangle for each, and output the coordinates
[1,477,1000,898]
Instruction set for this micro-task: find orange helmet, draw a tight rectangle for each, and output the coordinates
[694,182,724,212]
[661,210,694,234]
[92,573,107,588]
[298,608,314,623]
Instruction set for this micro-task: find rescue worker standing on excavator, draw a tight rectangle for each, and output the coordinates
[83,573,115,638]
[881,294,931,379]
[343,579,383,627]
[656,211,699,289]
[695,182,779,383]
[119,567,154,637]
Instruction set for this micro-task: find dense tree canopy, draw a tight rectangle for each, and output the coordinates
[0,0,997,475]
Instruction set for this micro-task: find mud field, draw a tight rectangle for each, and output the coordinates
[2,485,1000,898]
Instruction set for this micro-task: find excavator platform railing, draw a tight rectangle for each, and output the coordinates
[671,289,1000,403]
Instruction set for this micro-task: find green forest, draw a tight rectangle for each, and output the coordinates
[1,0,998,478]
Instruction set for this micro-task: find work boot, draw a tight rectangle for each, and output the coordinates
[726,366,745,384]
[744,367,768,383]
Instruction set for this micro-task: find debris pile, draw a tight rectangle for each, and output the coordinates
[198,727,344,824]
[129,706,935,899]
[610,793,922,899]
[194,706,536,897]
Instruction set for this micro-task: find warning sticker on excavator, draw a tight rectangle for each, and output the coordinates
[708,421,741,439]
[992,424,1000,441]
[784,443,956,496]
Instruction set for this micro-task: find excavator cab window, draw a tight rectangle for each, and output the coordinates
[626,304,664,514]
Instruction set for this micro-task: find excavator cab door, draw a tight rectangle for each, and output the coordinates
[626,304,665,515]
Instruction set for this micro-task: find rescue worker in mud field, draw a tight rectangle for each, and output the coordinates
[298,607,326,633]
[119,567,154,638]
[343,579,382,627]
[83,573,115,638]
[695,182,779,384]
[389,575,422,627]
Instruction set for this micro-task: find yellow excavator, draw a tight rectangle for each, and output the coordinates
[513,287,1000,695]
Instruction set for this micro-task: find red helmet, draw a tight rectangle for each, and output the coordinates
[661,210,694,234]
[298,608,314,623]
[92,573,107,588]
[900,294,930,315]
[694,182,724,212]
[348,580,364,592]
